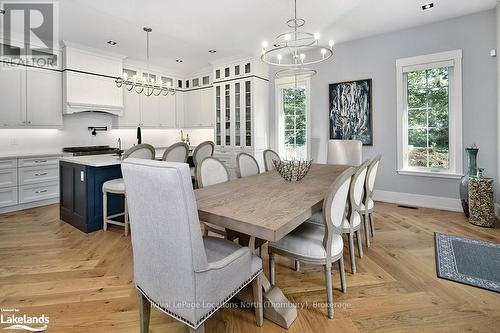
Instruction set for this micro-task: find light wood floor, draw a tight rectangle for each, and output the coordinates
[0,203,499,332]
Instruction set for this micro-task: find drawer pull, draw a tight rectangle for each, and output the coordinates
[34,160,48,163]
[35,189,48,194]
[35,172,48,176]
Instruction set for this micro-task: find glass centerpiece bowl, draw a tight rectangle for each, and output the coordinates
[273,159,312,181]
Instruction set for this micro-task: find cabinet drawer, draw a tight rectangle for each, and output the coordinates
[19,165,58,185]
[0,187,18,208]
[0,168,18,188]
[19,181,59,204]
[0,159,17,170]
[18,156,59,168]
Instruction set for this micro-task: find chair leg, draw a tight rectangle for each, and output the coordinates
[137,291,151,333]
[124,196,129,236]
[252,273,264,327]
[324,264,334,319]
[348,232,356,274]
[189,324,205,333]
[102,192,108,231]
[339,256,346,293]
[369,212,375,237]
[356,230,363,258]
[269,252,276,285]
[364,212,371,248]
[294,260,301,272]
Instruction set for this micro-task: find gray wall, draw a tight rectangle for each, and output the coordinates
[269,10,497,199]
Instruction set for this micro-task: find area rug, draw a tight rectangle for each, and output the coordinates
[434,233,500,293]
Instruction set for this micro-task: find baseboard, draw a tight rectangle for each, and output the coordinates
[374,190,462,212]
[0,198,59,215]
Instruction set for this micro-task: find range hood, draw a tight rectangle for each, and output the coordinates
[62,42,125,116]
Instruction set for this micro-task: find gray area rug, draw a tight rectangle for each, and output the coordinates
[435,233,500,293]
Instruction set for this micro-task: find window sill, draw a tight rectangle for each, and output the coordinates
[397,169,463,179]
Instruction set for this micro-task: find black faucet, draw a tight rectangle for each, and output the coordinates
[137,126,142,144]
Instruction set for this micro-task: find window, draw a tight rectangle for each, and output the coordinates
[275,77,310,160]
[396,50,462,178]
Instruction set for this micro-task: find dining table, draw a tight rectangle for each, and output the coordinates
[194,163,350,328]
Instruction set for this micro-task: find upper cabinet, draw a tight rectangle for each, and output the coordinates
[62,43,125,115]
[180,72,213,128]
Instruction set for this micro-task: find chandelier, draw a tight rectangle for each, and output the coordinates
[115,27,175,97]
[260,0,334,77]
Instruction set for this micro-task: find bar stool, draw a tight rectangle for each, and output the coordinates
[102,144,155,235]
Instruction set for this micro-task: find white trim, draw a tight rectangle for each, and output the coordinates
[274,76,311,160]
[396,49,463,177]
[0,198,59,214]
[495,203,500,220]
[374,190,461,212]
[397,169,462,179]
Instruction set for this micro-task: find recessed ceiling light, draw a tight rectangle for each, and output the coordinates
[422,3,434,10]
[175,59,183,63]
[107,40,117,46]
[208,49,216,53]
[273,43,281,47]
[0,9,5,15]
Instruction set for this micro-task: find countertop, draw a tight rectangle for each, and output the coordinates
[0,151,63,159]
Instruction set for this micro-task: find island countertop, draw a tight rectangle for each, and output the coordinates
[59,154,123,167]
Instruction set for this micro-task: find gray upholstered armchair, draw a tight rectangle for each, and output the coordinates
[121,159,263,332]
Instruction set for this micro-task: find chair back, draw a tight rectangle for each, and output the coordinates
[162,142,189,163]
[263,149,280,172]
[322,167,355,260]
[121,159,208,323]
[236,152,260,178]
[347,160,370,230]
[365,154,381,199]
[197,157,230,188]
[123,144,156,160]
[327,140,362,166]
[192,141,214,166]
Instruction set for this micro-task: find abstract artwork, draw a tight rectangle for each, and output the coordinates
[329,79,373,145]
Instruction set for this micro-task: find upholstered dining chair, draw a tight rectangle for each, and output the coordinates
[268,166,355,319]
[327,139,362,166]
[236,152,260,178]
[197,157,230,237]
[191,141,215,187]
[360,154,382,247]
[102,144,155,236]
[162,142,189,163]
[263,149,280,172]
[121,159,264,332]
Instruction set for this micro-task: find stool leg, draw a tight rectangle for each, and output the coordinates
[103,192,108,231]
[124,195,129,236]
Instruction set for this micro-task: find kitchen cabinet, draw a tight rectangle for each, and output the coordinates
[183,88,213,128]
[0,62,26,127]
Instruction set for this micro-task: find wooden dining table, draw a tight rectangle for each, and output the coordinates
[194,163,350,328]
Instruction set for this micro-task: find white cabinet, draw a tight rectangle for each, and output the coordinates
[159,94,176,127]
[118,88,141,127]
[0,63,26,127]
[183,88,213,128]
[0,187,18,208]
[27,67,62,126]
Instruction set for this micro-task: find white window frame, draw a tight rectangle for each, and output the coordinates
[396,50,463,179]
[275,76,311,160]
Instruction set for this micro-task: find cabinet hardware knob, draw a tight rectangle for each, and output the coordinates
[35,189,48,194]
[34,160,47,163]
[35,172,48,176]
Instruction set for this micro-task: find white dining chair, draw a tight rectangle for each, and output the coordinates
[162,142,189,163]
[191,141,215,187]
[263,149,280,172]
[197,157,230,237]
[327,139,362,166]
[102,144,155,236]
[121,159,264,332]
[360,154,381,247]
[236,152,260,178]
[268,166,355,319]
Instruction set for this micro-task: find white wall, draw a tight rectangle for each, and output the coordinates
[0,112,213,154]
[269,10,497,201]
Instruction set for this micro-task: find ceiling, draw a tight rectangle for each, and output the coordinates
[56,0,496,74]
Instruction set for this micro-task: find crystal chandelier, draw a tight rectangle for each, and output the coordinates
[115,27,175,97]
[260,0,335,77]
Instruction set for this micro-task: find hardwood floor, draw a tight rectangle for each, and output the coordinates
[0,203,499,332]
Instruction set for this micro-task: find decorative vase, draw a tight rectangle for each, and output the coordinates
[459,145,479,217]
[468,170,495,227]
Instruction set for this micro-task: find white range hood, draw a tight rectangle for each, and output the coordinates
[62,42,125,116]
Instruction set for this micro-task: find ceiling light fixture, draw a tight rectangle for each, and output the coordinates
[107,40,117,46]
[0,9,5,15]
[175,59,183,63]
[260,0,334,77]
[208,49,216,53]
[422,3,434,10]
[115,27,175,97]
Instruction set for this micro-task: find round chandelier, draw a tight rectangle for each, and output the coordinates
[260,0,334,77]
[115,27,175,97]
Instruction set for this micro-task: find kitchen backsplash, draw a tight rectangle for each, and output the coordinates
[0,112,214,154]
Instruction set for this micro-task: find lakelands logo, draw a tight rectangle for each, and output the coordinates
[1,308,49,332]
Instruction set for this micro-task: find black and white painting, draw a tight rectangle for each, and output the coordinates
[329,79,373,145]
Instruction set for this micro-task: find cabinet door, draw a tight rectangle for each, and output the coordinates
[175,91,185,127]
[140,94,160,127]
[199,88,214,127]
[0,63,26,126]
[224,83,231,146]
[215,85,222,145]
[244,80,252,147]
[159,95,176,128]
[184,90,200,127]
[118,89,141,127]
[26,67,62,126]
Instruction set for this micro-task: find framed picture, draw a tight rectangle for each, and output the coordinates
[329,78,373,145]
